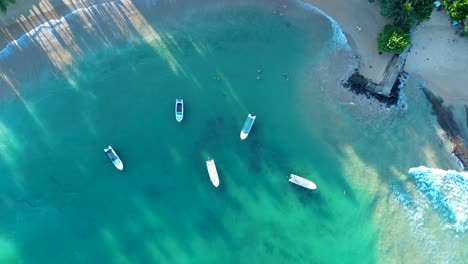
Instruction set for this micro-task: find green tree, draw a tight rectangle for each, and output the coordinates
[377,24,411,53]
[443,0,468,21]
[0,0,15,13]
[412,0,436,21]
[380,0,434,29]
[380,0,402,17]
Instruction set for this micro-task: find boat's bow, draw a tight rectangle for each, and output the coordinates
[114,160,124,170]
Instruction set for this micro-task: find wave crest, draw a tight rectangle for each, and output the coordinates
[294,0,349,50]
[408,166,468,233]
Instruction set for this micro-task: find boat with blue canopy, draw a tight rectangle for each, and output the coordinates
[240,113,256,140]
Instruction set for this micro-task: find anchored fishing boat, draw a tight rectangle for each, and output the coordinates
[175,99,184,122]
[206,159,219,187]
[104,146,124,170]
[240,113,256,140]
[289,174,317,190]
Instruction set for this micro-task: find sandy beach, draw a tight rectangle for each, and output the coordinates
[301,0,394,84]
[406,10,468,104]
[305,0,468,105]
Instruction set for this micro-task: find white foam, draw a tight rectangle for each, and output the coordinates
[293,0,349,50]
[0,0,123,59]
[408,166,468,233]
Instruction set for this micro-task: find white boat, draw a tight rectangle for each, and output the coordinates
[104,145,124,170]
[289,174,317,190]
[175,99,184,122]
[240,113,256,140]
[206,159,219,187]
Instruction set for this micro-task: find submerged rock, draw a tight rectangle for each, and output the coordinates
[422,89,468,170]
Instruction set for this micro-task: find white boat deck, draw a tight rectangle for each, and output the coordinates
[289,174,316,190]
[206,159,219,187]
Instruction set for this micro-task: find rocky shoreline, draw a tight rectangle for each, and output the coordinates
[422,89,468,170]
[343,48,468,170]
[342,69,406,108]
[342,48,409,108]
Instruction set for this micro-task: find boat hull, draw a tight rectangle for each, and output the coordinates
[104,146,124,170]
[289,174,316,189]
[240,113,256,140]
[175,99,184,122]
[206,159,219,187]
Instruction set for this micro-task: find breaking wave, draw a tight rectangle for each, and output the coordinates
[294,0,349,50]
[0,0,123,60]
[408,166,468,233]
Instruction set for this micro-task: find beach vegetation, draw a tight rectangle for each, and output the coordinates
[377,0,433,53]
[0,0,15,13]
[377,24,411,53]
[380,0,434,29]
[443,0,468,21]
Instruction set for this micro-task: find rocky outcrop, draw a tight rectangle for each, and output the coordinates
[422,89,468,170]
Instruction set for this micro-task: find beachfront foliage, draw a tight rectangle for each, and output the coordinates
[380,0,434,29]
[377,24,411,53]
[443,0,468,21]
[0,0,15,13]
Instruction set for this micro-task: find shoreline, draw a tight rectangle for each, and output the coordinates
[1,0,467,170]
[1,1,466,100]
[0,0,112,49]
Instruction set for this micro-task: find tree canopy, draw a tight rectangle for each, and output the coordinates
[443,0,468,21]
[377,0,433,53]
[0,0,15,13]
[377,24,411,53]
[380,0,434,29]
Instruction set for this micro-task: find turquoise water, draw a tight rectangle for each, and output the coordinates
[0,0,466,263]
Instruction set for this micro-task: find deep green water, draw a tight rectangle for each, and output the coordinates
[0,0,466,263]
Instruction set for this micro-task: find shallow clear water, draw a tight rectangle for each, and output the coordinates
[0,0,466,263]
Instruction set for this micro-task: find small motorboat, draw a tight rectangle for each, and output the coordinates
[206,159,219,187]
[104,145,124,170]
[175,99,184,122]
[240,113,256,140]
[289,174,317,190]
